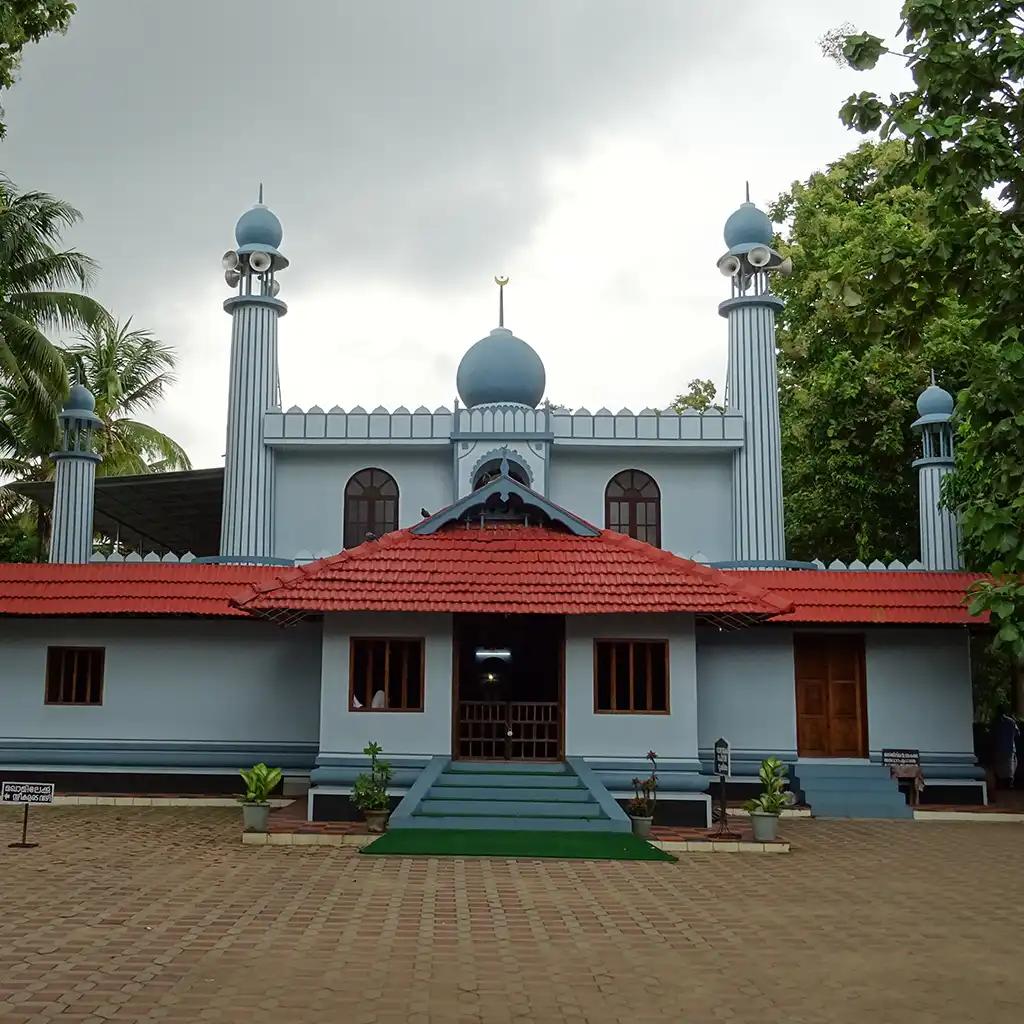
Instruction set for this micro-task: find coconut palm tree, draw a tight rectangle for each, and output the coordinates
[0,177,108,416]
[63,318,191,475]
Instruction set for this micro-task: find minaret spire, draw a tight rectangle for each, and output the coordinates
[745,180,750,203]
[495,275,508,327]
[258,182,264,204]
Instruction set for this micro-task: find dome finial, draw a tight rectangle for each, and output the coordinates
[495,275,509,328]
[258,182,263,204]
[745,180,750,203]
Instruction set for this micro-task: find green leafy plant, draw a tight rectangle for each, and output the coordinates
[744,757,791,815]
[351,740,393,813]
[627,750,658,818]
[238,762,282,805]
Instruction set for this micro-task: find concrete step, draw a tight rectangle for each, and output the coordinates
[425,786,594,802]
[434,773,581,789]
[445,762,570,775]
[416,799,602,818]
[393,815,630,832]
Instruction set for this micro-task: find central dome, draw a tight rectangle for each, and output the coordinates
[457,327,546,409]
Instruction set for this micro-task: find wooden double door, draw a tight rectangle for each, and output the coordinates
[794,634,868,758]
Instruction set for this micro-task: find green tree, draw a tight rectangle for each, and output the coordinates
[770,140,981,562]
[672,378,718,413]
[0,1,76,138]
[837,3,1024,679]
[64,318,191,475]
[0,176,108,415]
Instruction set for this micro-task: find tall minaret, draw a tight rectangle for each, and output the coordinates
[219,190,287,561]
[718,190,791,564]
[49,384,102,563]
[912,375,962,570]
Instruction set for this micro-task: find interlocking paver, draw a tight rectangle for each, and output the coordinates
[0,806,1020,1023]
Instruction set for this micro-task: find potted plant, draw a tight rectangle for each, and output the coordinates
[744,757,791,841]
[352,740,393,832]
[626,750,658,837]
[239,762,282,832]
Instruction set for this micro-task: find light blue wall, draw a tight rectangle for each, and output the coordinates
[0,618,321,745]
[865,628,974,755]
[696,627,798,759]
[548,450,733,559]
[564,614,698,760]
[273,448,454,559]
[695,625,975,763]
[318,612,453,758]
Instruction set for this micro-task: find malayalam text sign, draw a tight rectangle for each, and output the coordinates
[1,782,55,804]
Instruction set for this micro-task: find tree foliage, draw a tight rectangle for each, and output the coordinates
[770,140,982,562]
[838,1,1024,661]
[0,176,108,417]
[0,1,75,138]
[671,378,718,413]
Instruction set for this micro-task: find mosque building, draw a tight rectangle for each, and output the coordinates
[0,193,986,825]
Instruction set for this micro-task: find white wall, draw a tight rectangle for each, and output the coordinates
[0,618,321,744]
[866,629,974,756]
[273,447,454,559]
[564,614,697,759]
[696,628,798,757]
[548,449,733,560]
[319,612,453,757]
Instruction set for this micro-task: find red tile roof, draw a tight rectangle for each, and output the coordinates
[0,562,274,618]
[729,569,986,625]
[234,525,793,621]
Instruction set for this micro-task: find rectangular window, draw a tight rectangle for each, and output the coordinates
[349,638,424,712]
[45,647,105,706]
[594,639,669,713]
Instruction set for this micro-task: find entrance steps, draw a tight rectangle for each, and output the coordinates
[793,761,913,819]
[391,759,630,832]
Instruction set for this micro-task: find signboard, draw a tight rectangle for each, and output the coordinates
[713,737,731,778]
[2,782,55,804]
[881,749,920,768]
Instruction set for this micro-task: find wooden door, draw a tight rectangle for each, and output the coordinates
[794,634,867,758]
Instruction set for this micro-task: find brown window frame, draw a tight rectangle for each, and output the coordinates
[593,639,670,714]
[44,646,105,706]
[343,467,399,549]
[348,637,425,713]
[604,469,661,548]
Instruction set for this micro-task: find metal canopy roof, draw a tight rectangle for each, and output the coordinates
[8,468,223,556]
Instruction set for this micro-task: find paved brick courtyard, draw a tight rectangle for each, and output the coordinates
[1,806,1020,1024]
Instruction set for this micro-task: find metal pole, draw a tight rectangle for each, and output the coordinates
[9,803,38,849]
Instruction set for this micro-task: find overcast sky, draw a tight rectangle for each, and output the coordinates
[5,1,906,468]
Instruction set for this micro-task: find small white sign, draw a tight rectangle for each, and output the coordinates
[1,782,55,804]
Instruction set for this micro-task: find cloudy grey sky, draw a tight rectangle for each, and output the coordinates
[5,1,906,467]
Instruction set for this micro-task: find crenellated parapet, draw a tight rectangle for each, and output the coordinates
[263,402,744,448]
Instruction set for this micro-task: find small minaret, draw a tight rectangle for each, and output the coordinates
[219,189,287,561]
[49,384,102,563]
[912,375,962,570]
[718,189,792,564]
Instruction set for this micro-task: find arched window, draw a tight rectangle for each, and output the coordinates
[605,469,661,547]
[344,468,399,548]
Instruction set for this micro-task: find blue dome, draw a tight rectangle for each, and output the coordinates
[235,204,283,250]
[457,328,546,409]
[916,383,954,418]
[723,202,774,249]
[64,383,96,413]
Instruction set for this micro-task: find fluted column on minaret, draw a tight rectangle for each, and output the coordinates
[219,192,287,561]
[912,376,962,570]
[717,194,792,564]
[49,384,102,563]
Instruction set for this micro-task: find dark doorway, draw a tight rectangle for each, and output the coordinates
[453,614,564,760]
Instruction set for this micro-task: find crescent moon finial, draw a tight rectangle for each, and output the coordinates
[494,275,509,326]
[494,275,509,286]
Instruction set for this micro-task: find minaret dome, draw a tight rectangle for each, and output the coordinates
[723,201,773,250]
